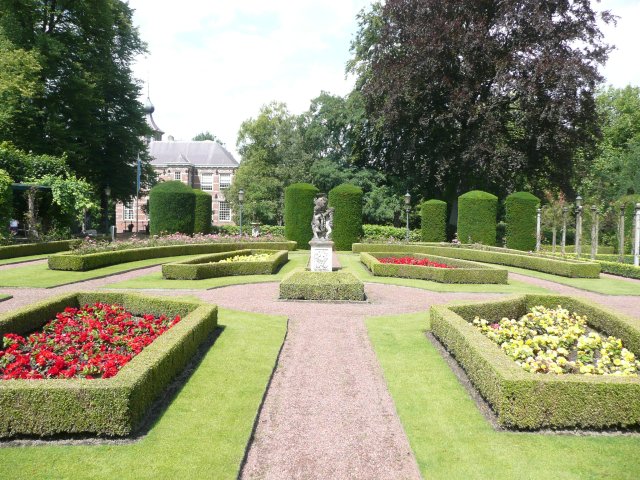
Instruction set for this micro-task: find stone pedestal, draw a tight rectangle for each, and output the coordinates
[309,239,333,272]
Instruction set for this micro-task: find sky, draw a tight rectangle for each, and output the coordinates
[128,0,640,160]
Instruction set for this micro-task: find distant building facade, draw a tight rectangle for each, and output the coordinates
[114,99,239,233]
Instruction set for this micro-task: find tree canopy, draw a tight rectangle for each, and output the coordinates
[192,131,225,145]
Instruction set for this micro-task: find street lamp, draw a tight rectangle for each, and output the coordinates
[404,191,411,242]
[238,189,245,236]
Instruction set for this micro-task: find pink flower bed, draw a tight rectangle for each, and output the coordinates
[378,256,454,269]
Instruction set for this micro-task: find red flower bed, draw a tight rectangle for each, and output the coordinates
[378,256,454,269]
[0,303,181,380]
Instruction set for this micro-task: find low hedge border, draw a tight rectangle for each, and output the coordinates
[430,294,640,430]
[541,245,615,255]
[279,271,365,301]
[352,243,600,278]
[360,252,508,284]
[162,249,289,280]
[48,241,297,271]
[0,239,80,260]
[598,261,640,280]
[0,292,217,438]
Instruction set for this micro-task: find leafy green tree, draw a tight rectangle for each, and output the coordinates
[39,174,98,224]
[192,131,225,145]
[0,142,69,181]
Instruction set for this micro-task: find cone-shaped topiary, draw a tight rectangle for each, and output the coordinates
[615,194,640,254]
[284,183,319,249]
[457,190,498,245]
[149,181,196,235]
[421,199,447,242]
[328,183,363,251]
[193,189,213,235]
[505,192,539,251]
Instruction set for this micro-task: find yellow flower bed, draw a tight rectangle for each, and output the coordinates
[217,253,273,263]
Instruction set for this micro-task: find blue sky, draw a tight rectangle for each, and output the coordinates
[129,0,640,160]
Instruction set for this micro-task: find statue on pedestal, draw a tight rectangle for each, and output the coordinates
[311,195,334,241]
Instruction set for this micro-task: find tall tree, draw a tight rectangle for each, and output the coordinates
[192,131,225,145]
[349,0,613,203]
[0,0,151,208]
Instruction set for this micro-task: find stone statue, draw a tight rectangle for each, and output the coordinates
[311,195,334,241]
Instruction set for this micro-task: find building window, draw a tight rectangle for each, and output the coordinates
[174,171,181,180]
[219,173,231,188]
[123,202,134,221]
[201,173,213,191]
[218,201,231,221]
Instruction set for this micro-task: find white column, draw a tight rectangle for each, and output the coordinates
[535,208,541,252]
[634,203,640,267]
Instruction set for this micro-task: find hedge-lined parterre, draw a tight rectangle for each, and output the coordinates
[429,294,640,430]
[360,252,508,284]
[162,249,288,280]
[0,291,217,438]
[279,271,365,301]
[0,239,80,260]
[48,241,297,271]
[353,243,600,278]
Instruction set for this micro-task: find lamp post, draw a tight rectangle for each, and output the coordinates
[404,191,411,242]
[238,189,244,236]
[575,195,583,258]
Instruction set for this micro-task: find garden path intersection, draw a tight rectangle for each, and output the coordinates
[0,260,639,479]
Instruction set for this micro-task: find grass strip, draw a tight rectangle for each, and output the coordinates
[0,293,11,302]
[0,254,51,266]
[0,307,287,480]
[366,312,640,480]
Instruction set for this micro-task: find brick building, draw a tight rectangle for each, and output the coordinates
[115,98,239,233]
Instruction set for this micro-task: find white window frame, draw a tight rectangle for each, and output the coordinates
[219,172,231,188]
[201,173,213,191]
[174,171,181,180]
[123,202,135,221]
[218,201,231,221]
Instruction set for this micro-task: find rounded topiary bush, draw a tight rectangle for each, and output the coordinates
[193,189,213,235]
[284,183,319,249]
[421,199,447,242]
[457,190,498,245]
[149,181,196,235]
[328,183,363,251]
[615,194,640,254]
[505,192,539,251]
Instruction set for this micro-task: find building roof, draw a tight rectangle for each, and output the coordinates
[149,141,239,168]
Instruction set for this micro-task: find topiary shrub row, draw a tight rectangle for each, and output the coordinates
[360,252,508,284]
[597,261,640,280]
[48,241,297,271]
[329,184,363,251]
[362,224,421,242]
[0,291,217,438]
[430,294,640,430]
[284,183,319,250]
[352,243,601,278]
[421,199,447,242]
[279,271,365,301]
[457,190,498,246]
[0,239,80,260]
[162,249,288,280]
[149,181,197,236]
[505,192,539,251]
[211,224,285,236]
[193,189,213,235]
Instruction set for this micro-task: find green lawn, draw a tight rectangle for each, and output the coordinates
[105,251,309,289]
[503,265,640,295]
[0,254,217,288]
[340,253,551,294]
[0,253,50,265]
[366,312,640,479]
[0,293,11,302]
[1,306,287,480]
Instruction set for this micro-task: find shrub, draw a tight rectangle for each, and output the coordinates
[615,195,640,254]
[0,239,80,260]
[284,183,319,249]
[0,169,11,238]
[430,294,640,430]
[0,291,217,438]
[457,190,498,246]
[49,241,297,271]
[598,261,640,280]
[211,224,285,237]
[149,181,196,235]
[328,184,363,250]
[421,199,447,242]
[362,224,421,242]
[352,243,600,278]
[504,192,539,251]
[193,189,212,235]
[360,252,508,284]
[163,249,288,280]
[279,271,365,301]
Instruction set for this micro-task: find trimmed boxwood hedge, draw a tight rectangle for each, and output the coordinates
[0,291,217,438]
[420,199,447,242]
[279,271,365,301]
[48,241,297,271]
[193,189,213,235]
[598,260,640,280]
[0,239,80,260]
[328,184,363,251]
[149,181,196,235]
[352,243,601,278]
[284,183,319,250]
[505,192,539,251]
[162,249,288,280]
[430,294,640,430]
[457,190,498,246]
[360,252,508,284]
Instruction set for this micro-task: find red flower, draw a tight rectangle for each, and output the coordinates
[378,256,454,269]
